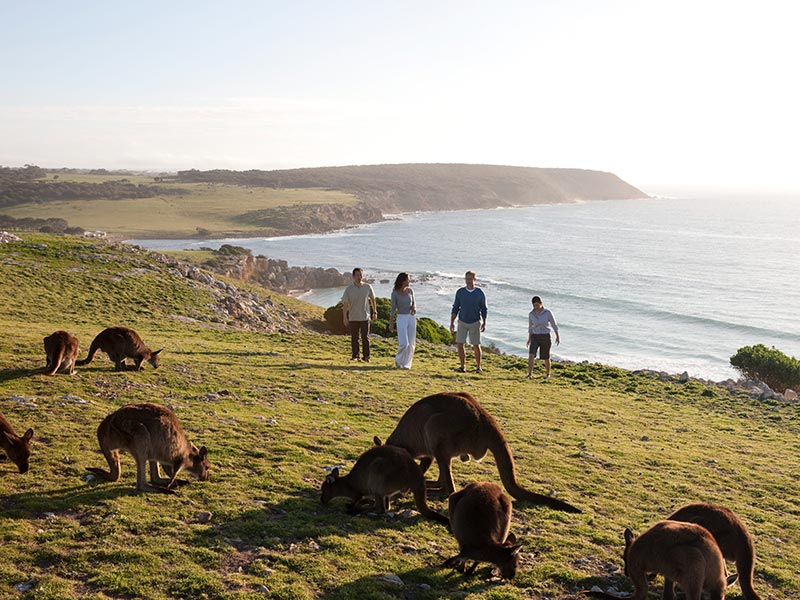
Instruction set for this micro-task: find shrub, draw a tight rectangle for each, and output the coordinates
[325,298,452,345]
[730,344,800,392]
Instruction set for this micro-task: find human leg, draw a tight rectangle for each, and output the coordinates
[360,320,370,361]
[349,321,363,359]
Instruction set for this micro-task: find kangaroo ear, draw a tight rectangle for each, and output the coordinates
[23,429,33,441]
[331,467,339,478]
[505,532,517,544]
[198,446,208,458]
[373,436,382,446]
[152,349,163,356]
[624,528,635,544]
[509,544,523,557]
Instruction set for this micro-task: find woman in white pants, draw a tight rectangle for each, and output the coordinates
[389,272,417,369]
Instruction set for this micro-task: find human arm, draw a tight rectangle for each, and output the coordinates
[450,290,460,332]
[550,311,560,345]
[409,289,416,315]
[480,290,487,332]
[389,291,397,332]
[369,286,377,321]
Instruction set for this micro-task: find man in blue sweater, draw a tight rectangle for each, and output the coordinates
[449,271,488,373]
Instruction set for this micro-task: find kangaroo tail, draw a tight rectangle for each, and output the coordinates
[43,348,65,375]
[736,546,762,600]
[76,339,100,366]
[488,425,581,513]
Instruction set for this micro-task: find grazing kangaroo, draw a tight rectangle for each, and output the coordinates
[0,413,33,473]
[77,326,162,371]
[666,503,761,600]
[87,403,209,493]
[41,330,79,375]
[383,391,580,513]
[585,521,737,600]
[321,442,449,527]
[443,481,522,579]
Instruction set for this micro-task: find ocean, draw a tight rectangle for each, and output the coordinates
[133,194,800,382]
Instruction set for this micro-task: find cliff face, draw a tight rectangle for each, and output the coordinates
[177,163,648,213]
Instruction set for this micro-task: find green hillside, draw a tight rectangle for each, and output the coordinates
[0,235,797,600]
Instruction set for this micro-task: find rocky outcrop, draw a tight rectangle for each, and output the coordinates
[202,245,350,294]
[235,202,384,236]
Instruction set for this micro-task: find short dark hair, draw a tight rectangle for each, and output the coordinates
[532,296,542,304]
[352,267,363,276]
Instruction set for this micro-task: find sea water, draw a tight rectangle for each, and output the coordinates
[133,194,800,381]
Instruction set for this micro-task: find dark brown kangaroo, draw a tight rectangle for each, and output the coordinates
[0,412,33,473]
[666,503,761,600]
[321,442,449,527]
[41,330,79,375]
[87,402,209,493]
[443,481,522,579]
[383,391,580,513]
[585,521,736,600]
[77,326,162,371]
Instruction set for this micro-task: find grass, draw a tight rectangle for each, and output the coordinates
[3,177,359,238]
[1,234,799,599]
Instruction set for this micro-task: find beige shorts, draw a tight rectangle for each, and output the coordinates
[455,320,481,345]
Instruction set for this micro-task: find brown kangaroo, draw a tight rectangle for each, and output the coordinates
[585,521,737,600]
[77,326,162,371]
[0,413,33,473]
[86,402,209,493]
[41,330,79,375]
[321,442,449,527]
[442,481,523,579]
[665,503,761,600]
[383,391,580,513]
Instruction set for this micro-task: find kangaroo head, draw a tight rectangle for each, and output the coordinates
[188,445,210,481]
[498,542,523,579]
[4,428,33,474]
[147,349,163,369]
[622,527,636,576]
[320,467,340,504]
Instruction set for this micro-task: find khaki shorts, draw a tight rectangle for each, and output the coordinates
[455,320,481,345]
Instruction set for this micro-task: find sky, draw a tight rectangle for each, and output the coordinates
[2,0,799,193]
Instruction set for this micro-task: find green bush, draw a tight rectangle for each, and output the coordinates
[325,298,452,345]
[730,344,800,392]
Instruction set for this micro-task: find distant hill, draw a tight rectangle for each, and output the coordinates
[175,163,648,212]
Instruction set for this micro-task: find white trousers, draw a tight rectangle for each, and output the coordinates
[395,313,417,369]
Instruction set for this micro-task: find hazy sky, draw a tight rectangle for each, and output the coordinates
[2,1,799,192]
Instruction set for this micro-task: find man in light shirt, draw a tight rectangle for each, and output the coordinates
[342,267,377,362]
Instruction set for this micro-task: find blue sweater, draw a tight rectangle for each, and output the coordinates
[451,287,487,324]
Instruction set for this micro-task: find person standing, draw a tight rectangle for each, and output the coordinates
[342,267,377,362]
[449,271,487,373]
[526,295,560,379]
[388,272,417,369]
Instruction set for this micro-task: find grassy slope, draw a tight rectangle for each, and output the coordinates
[1,235,798,600]
[3,175,358,238]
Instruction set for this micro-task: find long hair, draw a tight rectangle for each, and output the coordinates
[393,272,409,291]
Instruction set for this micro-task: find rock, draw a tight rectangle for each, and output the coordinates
[195,511,213,524]
[13,582,34,592]
[679,371,690,383]
[375,574,404,586]
[785,389,798,400]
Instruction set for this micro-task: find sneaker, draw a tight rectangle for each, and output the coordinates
[363,357,370,363]
[525,374,532,380]
[455,366,466,373]
[476,367,483,374]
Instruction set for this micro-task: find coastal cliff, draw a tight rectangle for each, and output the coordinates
[176,163,648,213]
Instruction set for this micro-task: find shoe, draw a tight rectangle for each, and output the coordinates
[351,357,360,361]
[455,366,466,373]
[363,357,370,363]
[476,368,483,374]
[525,374,531,380]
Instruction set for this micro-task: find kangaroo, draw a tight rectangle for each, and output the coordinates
[77,326,162,371]
[0,413,33,473]
[41,330,79,375]
[442,481,523,579]
[382,391,580,513]
[320,442,449,527]
[665,503,761,600]
[86,402,209,493]
[585,521,737,600]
